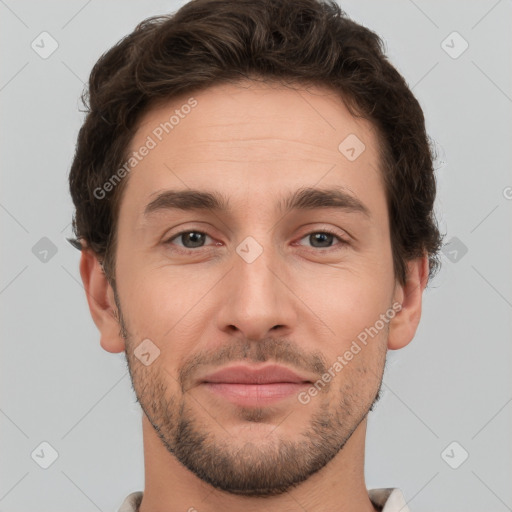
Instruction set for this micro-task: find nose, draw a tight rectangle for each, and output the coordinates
[216,241,296,342]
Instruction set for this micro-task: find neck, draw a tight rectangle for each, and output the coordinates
[138,415,377,512]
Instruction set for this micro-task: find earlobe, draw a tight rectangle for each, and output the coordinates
[387,255,429,350]
[79,246,125,354]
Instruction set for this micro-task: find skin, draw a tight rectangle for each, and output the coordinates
[80,81,428,512]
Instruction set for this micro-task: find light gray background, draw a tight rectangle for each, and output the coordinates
[1,1,511,511]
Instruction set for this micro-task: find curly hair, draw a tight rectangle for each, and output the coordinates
[68,0,443,287]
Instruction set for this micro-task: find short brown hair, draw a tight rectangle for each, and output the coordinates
[68,0,443,287]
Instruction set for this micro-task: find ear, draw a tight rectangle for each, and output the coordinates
[387,254,429,350]
[79,246,125,353]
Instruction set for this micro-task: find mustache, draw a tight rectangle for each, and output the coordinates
[177,337,327,390]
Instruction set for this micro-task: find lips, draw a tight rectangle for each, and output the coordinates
[201,364,312,385]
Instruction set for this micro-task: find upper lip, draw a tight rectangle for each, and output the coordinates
[201,364,313,384]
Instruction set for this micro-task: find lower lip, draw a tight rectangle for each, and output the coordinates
[202,382,310,406]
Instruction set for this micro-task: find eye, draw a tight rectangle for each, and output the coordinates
[163,228,349,254]
[295,229,348,251]
[164,230,216,251]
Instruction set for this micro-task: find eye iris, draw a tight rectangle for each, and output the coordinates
[310,232,333,248]
[182,232,205,248]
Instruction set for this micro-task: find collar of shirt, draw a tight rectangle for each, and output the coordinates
[117,488,410,512]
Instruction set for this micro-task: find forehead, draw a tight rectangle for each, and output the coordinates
[121,80,385,218]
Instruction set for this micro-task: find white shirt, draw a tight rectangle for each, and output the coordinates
[117,488,410,511]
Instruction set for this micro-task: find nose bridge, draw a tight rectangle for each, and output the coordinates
[217,232,294,339]
[237,235,278,303]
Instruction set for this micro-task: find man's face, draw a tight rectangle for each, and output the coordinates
[112,81,398,496]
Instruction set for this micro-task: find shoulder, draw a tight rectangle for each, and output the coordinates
[368,488,411,512]
[117,491,143,512]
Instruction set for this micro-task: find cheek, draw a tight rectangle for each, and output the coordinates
[300,266,393,360]
[116,263,215,357]
[314,275,390,405]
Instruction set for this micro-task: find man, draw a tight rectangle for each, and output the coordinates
[68,0,442,510]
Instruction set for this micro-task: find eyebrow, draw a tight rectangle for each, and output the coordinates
[143,186,371,219]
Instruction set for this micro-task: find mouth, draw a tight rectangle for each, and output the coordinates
[200,363,312,407]
[202,382,310,406]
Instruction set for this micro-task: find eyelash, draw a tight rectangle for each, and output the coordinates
[163,228,349,254]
